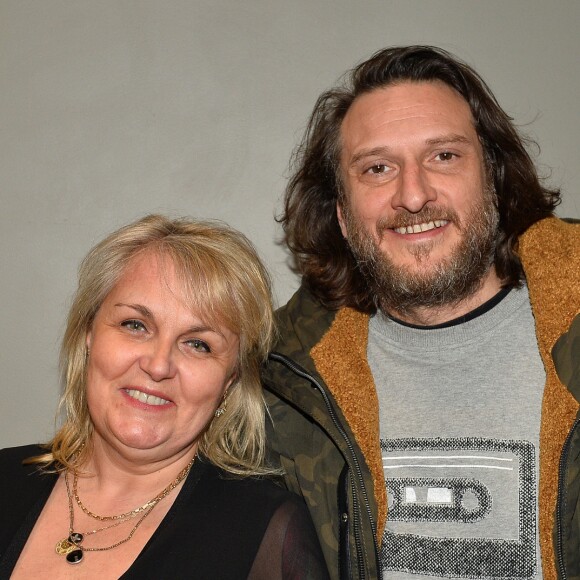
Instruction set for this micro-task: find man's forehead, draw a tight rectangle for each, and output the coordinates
[343,81,473,127]
[339,81,477,158]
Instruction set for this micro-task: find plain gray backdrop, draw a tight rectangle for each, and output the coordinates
[1,0,579,447]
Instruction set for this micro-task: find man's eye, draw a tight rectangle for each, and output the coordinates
[436,152,456,161]
[366,164,389,174]
[186,339,211,353]
[121,320,146,332]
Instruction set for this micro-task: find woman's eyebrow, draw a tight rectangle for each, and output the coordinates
[114,303,153,319]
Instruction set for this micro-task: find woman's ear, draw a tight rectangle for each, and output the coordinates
[226,371,239,391]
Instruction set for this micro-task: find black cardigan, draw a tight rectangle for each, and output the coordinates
[0,445,329,579]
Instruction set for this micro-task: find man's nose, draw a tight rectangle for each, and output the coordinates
[391,163,437,213]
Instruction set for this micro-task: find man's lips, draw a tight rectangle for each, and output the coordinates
[122,388,172,406]
[392,219,449,235]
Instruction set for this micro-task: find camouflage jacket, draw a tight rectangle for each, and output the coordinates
[262,217,580,580]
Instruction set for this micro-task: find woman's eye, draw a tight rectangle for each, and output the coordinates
[121,320,146,332]
[186,339,211,353]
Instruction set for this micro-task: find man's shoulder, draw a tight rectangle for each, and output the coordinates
[276,284,335,326]
[553,313,580,399]
[274,285,339,358]
[519,217,579,350]
[519,217,580,269]
[520,216,579,244]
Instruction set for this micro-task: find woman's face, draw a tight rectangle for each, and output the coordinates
[85,251,239,465]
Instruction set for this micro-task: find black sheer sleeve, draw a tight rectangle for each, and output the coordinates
[248,496,330,580]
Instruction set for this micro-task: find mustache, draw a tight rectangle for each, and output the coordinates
[376,206,460,232]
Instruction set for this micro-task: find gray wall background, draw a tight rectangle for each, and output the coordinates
[1,1,579,447]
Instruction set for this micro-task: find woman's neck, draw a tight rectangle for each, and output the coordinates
[76,437,197,511]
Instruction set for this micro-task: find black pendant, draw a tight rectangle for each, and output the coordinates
[66,549,83,564]
[69,532,83,544]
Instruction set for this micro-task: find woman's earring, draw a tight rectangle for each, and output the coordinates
[214,389,229,418]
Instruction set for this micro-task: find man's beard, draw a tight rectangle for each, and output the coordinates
[343,186,500,318]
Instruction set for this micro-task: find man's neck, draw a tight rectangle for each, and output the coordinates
[383,267,503,327]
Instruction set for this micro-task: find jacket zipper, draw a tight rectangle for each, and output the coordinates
[268,352,383,580]
[555,416,580,580]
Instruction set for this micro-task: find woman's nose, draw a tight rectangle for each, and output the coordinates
[139,340,177,381]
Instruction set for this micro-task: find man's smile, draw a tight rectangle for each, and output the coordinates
[393,220,449,235]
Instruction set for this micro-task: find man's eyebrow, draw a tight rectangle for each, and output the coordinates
[425,134,471,147]
[348,147,392,167]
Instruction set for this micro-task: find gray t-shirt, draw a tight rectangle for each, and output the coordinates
[368,285,545,579]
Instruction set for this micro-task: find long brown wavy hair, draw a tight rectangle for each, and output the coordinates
[280,45,560,313]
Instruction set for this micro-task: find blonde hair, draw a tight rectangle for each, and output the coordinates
[34,214,276,476]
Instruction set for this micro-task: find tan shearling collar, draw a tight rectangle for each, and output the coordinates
[311,307,386,540]
[519,217,580,579]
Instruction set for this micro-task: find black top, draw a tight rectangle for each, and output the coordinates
[0,445,329,579]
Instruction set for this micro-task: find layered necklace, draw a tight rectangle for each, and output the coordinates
[55,456,195,565]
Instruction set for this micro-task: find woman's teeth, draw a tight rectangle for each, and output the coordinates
[125,389,170,406]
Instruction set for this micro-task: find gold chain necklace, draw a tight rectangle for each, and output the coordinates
[73,456,195,521]
[55,456,195,565]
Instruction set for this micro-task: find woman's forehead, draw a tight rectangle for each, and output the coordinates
[116,249,240,337]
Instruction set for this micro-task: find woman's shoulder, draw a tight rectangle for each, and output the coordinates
[198,461,296,507]
[0,444,46,468]
[0,444,54,490]
[0,444,45,462]
[0,445,56,531]
[179,459,305,537]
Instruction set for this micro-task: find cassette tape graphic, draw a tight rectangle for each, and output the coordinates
[381,438,536,578]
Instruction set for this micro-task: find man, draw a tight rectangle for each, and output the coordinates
[263,46,579,580]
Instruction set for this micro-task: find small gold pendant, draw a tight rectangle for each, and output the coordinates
[55,538,76,555]
[56,537,84,564]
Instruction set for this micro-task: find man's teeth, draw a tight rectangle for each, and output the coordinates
[125,389,170,406]
[394,220,448,235]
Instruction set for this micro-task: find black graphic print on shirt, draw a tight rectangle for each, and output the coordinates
[381,438,536,579]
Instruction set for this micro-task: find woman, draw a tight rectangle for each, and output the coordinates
[0,215,328,579]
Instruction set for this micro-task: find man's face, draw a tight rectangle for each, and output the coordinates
[337,81,499,315]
